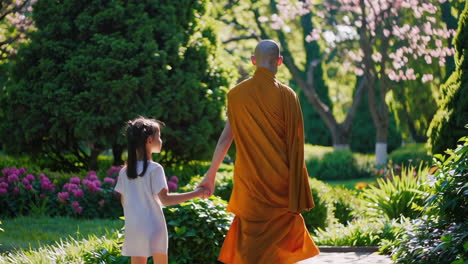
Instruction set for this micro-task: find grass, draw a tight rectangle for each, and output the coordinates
[325,177,377,190]
[0,232,122,264]
[304,144,334,160]
[0,216,122,253]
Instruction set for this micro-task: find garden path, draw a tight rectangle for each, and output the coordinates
[297,252,392,264]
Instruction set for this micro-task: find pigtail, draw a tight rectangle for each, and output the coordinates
[139,124,151,177]
[126,122,138,179]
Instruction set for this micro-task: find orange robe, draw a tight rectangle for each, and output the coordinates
[218,67,320,264]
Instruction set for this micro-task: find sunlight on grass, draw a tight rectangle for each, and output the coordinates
[304,144,334,160]
[0,216,122,253]
[325,177,376,190]
[0,233,121,264]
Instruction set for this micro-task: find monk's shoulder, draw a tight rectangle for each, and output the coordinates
[227,77,253,98]
[277,82,298,100]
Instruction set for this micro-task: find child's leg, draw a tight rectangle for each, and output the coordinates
[153,253,168,264]
[131,256,147,264]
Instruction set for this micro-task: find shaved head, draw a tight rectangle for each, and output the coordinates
[252,40,282,73]
[254,40,280,64]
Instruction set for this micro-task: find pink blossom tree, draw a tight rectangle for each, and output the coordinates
[248,1,368,151]
[0,0,36,62]
[266,0,456,165]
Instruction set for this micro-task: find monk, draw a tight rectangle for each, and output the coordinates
[199,39,320,263]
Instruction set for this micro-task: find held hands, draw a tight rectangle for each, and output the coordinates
[195,187,211,199]
[197,171,216,197]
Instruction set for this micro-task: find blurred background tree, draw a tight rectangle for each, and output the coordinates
[0,0,36,151]
[427,2,468,155]
[269,0,458,165]
[0,0,236,171]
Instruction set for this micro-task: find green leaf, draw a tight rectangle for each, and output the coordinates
[174,226,186,236]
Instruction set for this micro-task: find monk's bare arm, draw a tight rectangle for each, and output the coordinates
[199,120,233,194]
[208,120,234,177]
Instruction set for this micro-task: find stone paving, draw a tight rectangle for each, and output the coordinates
[297,252,392,264]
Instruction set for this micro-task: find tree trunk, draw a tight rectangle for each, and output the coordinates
[331,125,351,150]
[112,144,124,166]
[406,116,427,143]
[367,78,390,166]
[375,117,389,166]
[358,0,392,167]
[89,148,100,171]
[87,140,104,171]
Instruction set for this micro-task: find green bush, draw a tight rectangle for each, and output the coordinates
[390,217,468,264]
[428,137,468,223]
[388,143,432,167]
[0,154,117,182]
[360,166,430,220]
[312,150,363,180]
[305,156,321,178]
[390,136,468,263]
[302,179,334,232]
[0,155,40,174]
[332,188,359,225]
[427,2,468,155]
[163,197,232,264]
[313,218,400,246]
[180,165,234,202]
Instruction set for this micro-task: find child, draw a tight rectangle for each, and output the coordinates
[115,116,208,264]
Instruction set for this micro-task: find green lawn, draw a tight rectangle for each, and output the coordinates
[0,216,122,253]
[324,177,376,190]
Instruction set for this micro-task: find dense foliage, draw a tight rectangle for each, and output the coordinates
[428,3,468,154]
[165,197,233,264]
[360,166,430,220]
[388,143,432,167]
[0,0,235,171]
[389,136,468,263]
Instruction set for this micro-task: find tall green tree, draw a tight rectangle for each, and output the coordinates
[0,0,234,171]
[427,3,468,154]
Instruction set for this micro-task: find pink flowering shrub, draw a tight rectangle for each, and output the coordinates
[167,176,179,192]
[0,166,123,218]
[0,167,56,216]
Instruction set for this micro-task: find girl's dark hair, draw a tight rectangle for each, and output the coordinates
[125,116,165,179]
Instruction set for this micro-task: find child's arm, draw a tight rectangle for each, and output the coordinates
[157,187,206,207]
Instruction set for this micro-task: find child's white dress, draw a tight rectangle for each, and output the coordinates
[114,161,168,257]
